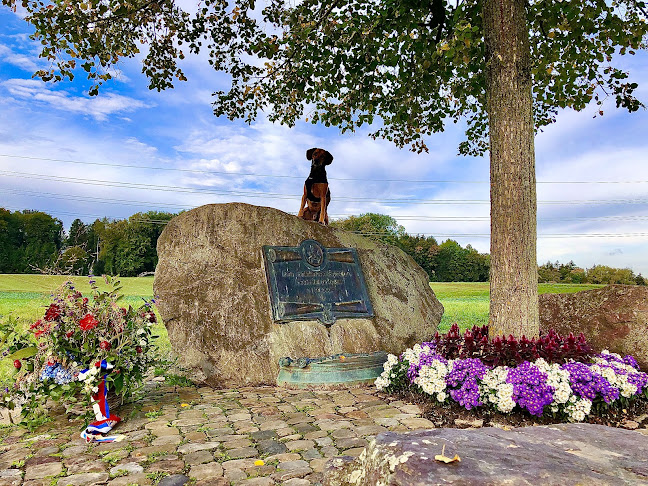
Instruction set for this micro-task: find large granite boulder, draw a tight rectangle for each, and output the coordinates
[324,424,648,485]
[154,203,443,386]
[539,285,648,370]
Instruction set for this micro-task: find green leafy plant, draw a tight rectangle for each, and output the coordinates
[1,276,160,421]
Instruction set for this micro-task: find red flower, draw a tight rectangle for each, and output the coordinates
[79,313,99,331]
[44,303,61,321]
[120,307,128,316]
[100,341,111,351]
[13,360,21,370]
[66,331,74,338]
[33,321,51,339]
[82,297,89,305]
[30,319,43,330]
[136,346,143,354]
[142,311,157,323]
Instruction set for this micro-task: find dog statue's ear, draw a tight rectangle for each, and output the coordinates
[306,148,316,160]
[323,151,334,165]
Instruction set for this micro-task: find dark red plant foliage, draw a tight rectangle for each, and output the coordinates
[432,323,593,367]
[44,303,62,321]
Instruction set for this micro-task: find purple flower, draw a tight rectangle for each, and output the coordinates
[561,362,619,403]
[623,355,640,370]
[446,358,489,410]
[627,372,648,394]
[506,361,553,416]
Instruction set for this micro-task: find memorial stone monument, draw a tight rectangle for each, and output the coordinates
[154,202,443,386]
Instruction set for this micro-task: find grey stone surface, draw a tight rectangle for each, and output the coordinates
[154,202,443,386]
[24,462,63,480]
[189,462,224,480]
[109,462,144,475]
[57,472,110,486]
[157,474,190,486]
[324,424,648,485]
[257,439,288,455]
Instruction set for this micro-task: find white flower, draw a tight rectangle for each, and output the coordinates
[415,360,450,400]
[375,375,390,391]
[565,397,592,422]
[621,382,638,398]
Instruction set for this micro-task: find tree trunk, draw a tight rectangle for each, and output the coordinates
[483,0,539,338]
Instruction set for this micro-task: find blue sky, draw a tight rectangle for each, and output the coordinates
[1,8,648,275]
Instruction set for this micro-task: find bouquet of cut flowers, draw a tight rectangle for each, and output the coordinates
[2,276,159,426]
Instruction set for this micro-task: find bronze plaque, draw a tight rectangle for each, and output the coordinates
[263,239,374,325]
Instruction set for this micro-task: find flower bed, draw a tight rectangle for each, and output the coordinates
[1,276,160,425]
[376,325,648,422]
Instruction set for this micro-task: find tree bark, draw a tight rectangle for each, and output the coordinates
[483,0,539,338]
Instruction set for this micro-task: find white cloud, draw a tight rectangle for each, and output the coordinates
[0,43,40,72]
[2,79,152,121]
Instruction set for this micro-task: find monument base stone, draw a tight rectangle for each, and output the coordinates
[154,203,443,386]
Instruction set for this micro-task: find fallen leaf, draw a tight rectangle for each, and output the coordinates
[434,444,461,464]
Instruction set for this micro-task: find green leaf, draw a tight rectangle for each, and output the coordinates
[112,373,124,394]
[7,346,37,360]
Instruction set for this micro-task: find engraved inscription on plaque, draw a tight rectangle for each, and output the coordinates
[263,239,374,325]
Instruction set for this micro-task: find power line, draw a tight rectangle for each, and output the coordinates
[5,188,648,222]
[3,153,648,185]
[6,205,648,240]
[4,170,648,205]
[4,183,648,221]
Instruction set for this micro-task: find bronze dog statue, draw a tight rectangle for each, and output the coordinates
[297,148,333,225]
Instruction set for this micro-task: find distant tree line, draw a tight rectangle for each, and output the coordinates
[0,209,64,274]
[1,208,645,284]
[332,213,646,285]
[537,260,646,286]
[331,213,490,282]
[0,208,175,276]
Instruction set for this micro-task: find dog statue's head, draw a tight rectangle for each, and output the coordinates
[306,148,333,168]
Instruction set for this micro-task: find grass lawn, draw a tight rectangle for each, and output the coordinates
[0,274,155,295]
[0,275,606,348]
[0,275,170,356]
[430,282,605,332]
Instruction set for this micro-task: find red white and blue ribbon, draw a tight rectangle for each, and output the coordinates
[80,360,124,443]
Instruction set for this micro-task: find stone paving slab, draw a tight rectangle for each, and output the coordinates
[3,383,647,485]
[0,384,439,485]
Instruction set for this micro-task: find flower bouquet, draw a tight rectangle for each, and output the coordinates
[2,276,159,432]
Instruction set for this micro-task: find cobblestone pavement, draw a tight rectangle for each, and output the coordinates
[0,383,433,485]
